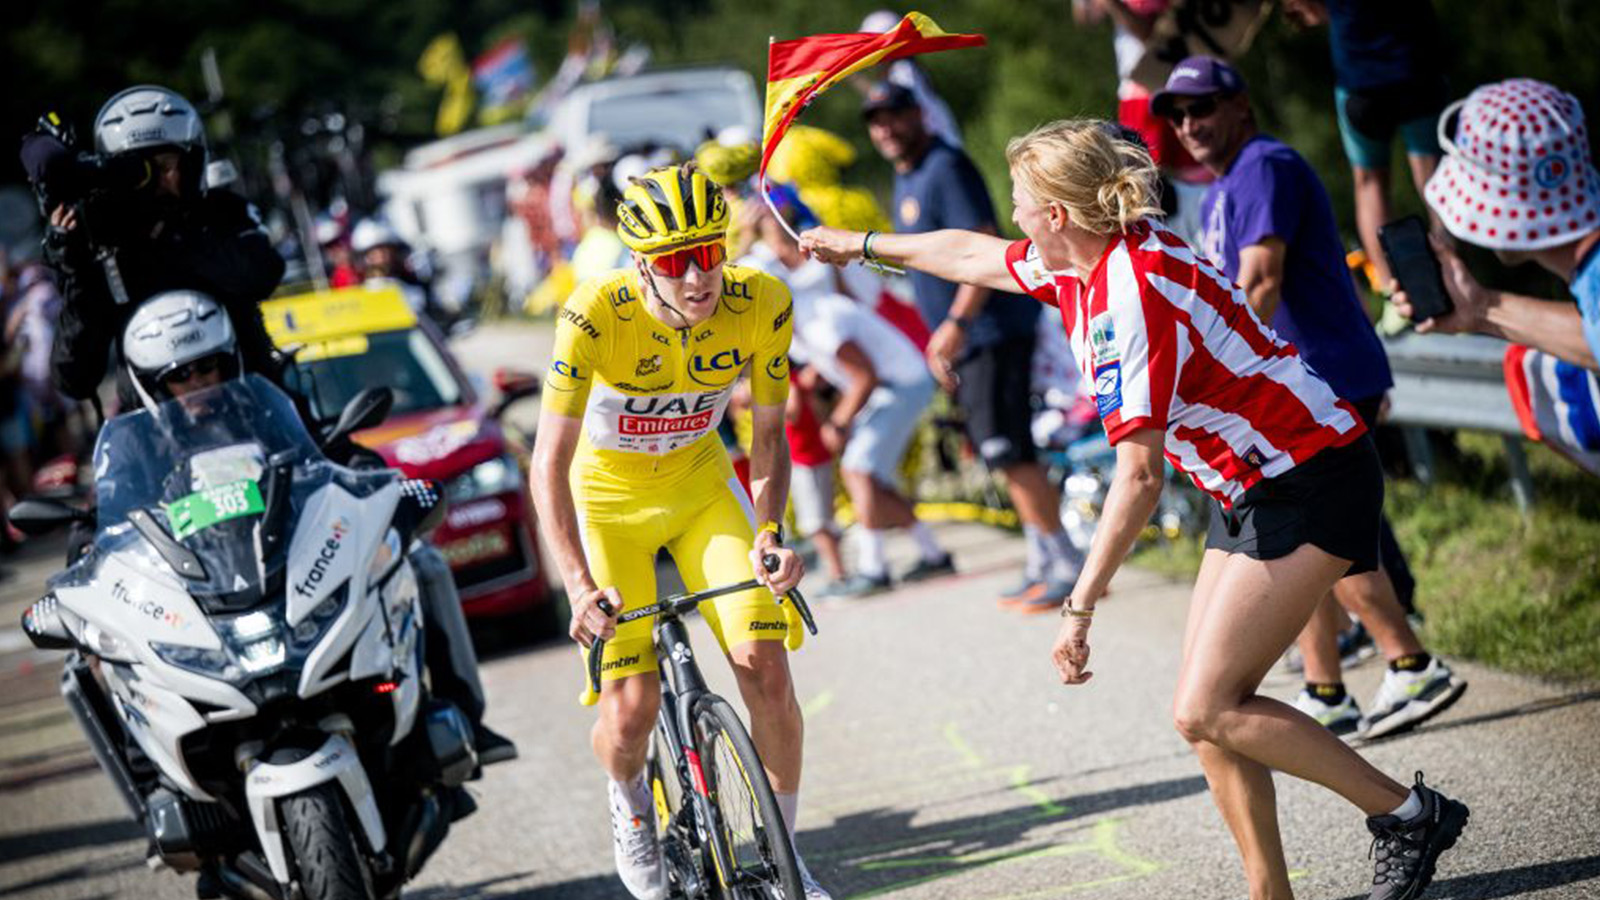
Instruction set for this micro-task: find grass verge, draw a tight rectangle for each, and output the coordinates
[1130,433,1600,683]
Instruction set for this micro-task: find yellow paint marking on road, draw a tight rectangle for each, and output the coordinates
[844,818,1165,900]
[802,689,835,718]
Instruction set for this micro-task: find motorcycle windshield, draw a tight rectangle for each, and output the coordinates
[93,376,335,601]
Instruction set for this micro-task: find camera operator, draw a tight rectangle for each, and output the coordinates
[21,85,285,409]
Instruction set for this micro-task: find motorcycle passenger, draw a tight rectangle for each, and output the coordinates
[25,85,286,411]
[114,290,518,765]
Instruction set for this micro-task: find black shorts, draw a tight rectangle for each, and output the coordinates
[1204,434,1383,575]
[954,335,1037,469]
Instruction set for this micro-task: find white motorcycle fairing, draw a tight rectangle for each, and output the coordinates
[243,733,388,885]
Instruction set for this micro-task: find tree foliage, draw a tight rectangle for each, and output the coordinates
[8,0,1600,254]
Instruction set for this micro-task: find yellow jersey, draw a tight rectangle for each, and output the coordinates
[544,265,794,473]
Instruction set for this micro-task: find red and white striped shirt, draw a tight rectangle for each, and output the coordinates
[1006,218,1365,507]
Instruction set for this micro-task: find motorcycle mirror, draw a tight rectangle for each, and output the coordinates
[489,368,541,420]
[7,497,94,536]
[323,387,393,449]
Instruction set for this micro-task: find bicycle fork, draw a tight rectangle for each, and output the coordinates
[654,617,742,896]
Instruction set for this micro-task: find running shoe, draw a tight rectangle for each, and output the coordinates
[1291,689,1365,740]
[1363,659,1468,740]
[829,572,893,598]
[608,780,668,900]
[1365,772,1469,900]
[998,578,1072,614]
[901,552,956,582]
[997,576,1043,604]
[1284,621,1378,674]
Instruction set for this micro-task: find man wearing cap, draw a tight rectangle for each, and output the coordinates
[1395,78,1600,374]
[1158,56,1466,741]
[864,81,1086,611]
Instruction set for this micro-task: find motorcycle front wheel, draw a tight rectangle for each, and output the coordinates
[282,781,377,900]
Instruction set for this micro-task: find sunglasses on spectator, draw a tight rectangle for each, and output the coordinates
[163,355,223,385]
[648,241,726,278]
[1163,96,1221,124]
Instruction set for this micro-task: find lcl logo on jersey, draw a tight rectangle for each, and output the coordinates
[552,360,582,380]
[693,349,746,373]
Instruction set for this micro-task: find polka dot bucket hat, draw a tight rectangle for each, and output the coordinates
[1425,79,1600,251]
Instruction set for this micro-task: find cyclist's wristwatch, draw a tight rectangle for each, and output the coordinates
[757,520,786,545]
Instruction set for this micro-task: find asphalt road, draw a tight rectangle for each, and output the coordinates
[2,322,1597,900]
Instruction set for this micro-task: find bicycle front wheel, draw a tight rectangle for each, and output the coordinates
[693,696,802,900]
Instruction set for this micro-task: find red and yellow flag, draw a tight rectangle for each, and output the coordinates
[760,12,985,179]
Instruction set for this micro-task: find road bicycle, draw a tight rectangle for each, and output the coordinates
[588,558,818,899]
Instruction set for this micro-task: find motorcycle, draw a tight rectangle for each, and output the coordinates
[14,375,478,900]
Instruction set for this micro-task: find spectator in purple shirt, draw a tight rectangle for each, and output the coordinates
[1156,56,1467,741]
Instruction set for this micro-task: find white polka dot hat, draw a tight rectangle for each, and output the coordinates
[1425,79,1600,251]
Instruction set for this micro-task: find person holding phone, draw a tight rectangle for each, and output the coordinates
[1158,56,1464,740]
[1394,79,1600,375]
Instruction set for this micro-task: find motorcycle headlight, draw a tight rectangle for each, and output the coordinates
[150,584,350,684]
[289,582,350,651]
[151,642,244,682]
[446,454,520,503]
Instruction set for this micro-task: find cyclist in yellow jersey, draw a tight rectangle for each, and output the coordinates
[531,164,831,900]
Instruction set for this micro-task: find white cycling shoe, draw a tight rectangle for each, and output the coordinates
[609,779,669,900]
[797,853,833,900]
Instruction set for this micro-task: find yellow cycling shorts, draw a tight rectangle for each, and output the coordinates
[574,440,803,705]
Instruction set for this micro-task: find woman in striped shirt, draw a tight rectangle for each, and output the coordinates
[800,119,1468,900]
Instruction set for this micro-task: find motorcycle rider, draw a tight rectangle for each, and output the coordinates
[106,290,519,765]
[25,85,285,410]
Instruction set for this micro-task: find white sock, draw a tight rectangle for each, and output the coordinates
[775,791,799,839]
[909,521,944,561]
[1022,525,1045,582]
[857,529,888,577]
[1042,528,1085,581]
[611,772,652,816]
[1387,788,1423,821]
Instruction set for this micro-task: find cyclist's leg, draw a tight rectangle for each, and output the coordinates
[577,508,665,782]
[666,466,803,794]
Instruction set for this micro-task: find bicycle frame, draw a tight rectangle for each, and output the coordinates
[585,562,816,898]
[652,611,733,896]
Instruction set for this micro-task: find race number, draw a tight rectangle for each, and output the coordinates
[165,479,266,539]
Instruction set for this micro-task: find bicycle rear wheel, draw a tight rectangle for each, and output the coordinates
[693,696,802,900]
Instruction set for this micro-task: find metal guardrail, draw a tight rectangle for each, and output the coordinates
[1379,331,1535,511]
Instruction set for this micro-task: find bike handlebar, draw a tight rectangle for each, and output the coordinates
[586,553,817,697]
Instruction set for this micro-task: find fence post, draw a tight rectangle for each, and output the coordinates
[1502,436,1535,517]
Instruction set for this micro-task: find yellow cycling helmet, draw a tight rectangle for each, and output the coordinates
[616,164,729,255]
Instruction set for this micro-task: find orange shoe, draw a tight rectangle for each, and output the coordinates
[997,579,1071,614]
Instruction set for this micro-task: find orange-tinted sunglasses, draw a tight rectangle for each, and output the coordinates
[648,241,726,278]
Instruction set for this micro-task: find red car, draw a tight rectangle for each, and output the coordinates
[263,286,554,628]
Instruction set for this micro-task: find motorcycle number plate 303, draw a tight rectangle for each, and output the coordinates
[164,478,266,539]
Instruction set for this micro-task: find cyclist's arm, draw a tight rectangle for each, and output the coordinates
[529,409,598,601]
[800,226,1016,292]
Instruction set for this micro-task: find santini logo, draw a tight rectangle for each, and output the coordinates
[601,654,641,671]
[748,621,787,632]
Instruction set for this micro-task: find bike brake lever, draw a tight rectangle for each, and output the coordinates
[761,554,818,635]
[587,596,618,695]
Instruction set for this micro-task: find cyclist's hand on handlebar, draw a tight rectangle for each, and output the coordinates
[569,586,622,648]
[1051,616,1094,686]
[750,535,804,596]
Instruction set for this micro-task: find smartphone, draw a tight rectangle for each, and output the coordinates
[1378,216,1454,322]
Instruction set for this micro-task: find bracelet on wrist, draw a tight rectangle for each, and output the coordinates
[1061,601,1095,619]
[862,230,879,261]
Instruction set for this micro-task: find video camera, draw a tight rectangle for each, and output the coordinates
[20,112,153,218]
